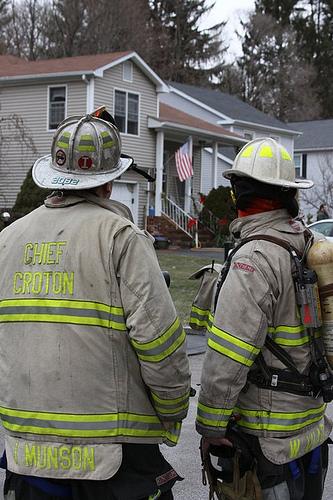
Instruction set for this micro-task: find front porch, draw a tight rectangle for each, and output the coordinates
[147,103,245,247]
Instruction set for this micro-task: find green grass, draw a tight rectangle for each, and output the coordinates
[157,252,217,325]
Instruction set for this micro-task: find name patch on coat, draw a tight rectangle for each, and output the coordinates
[233,262,255,273]
[5,435,123,480]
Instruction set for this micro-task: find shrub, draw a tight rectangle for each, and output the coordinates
[200,186,236,245]
[13,167,50,218]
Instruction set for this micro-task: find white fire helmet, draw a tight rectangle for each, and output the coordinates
[32,114,133,190]
[223,137,313,189]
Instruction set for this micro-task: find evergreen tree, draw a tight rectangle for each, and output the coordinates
[294,0,333,118]
[238,3,321,120]
[147,0,227,84]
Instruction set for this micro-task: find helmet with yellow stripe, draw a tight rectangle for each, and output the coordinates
[32,114,133,190]
[223,137,313,189]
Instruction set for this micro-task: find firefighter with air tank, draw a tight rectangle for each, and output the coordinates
[196,138,333,499]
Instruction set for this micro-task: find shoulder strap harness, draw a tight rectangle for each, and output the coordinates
[214,233,333,402]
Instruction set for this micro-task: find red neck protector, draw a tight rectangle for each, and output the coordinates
[238,198,283,218]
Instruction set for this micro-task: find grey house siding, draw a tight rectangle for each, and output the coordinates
[0,79,86,207]
[161,92,223,125]
[94,63,158,227]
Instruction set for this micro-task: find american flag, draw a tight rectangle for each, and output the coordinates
[175,141,193,182]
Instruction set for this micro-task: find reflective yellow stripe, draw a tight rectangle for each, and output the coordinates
[208,324,259,366]
[267,325,321,347]
[132,318,185,363]
[151,391,190,406]
[240,145,254,158]
[281,149,291,161]
[234,404,326,432]
[56,132,70,149]
[0,298,126,331]
[210,325,259,354]
[152,391,190,416]
[259,145,273,158]
[154,402,189,415]
[100,131,115,149]
[189,308,213,330]
[0,406,181,443]
[196,402,233,428]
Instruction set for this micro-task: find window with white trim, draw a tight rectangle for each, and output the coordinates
[294,153,302,178]
[114,90,139,135]
[48,86,66,130]
[123,61,133,82]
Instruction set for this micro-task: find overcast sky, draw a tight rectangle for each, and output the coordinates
[199,0,256,61]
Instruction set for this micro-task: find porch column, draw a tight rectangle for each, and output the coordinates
[212,141,218,189]
[184,135,193,213]
[155,130,164,216]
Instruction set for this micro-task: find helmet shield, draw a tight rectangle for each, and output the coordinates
[33,114,133,190]
[223,138,313,189]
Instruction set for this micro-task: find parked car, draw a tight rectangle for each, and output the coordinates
[307,219,333,241]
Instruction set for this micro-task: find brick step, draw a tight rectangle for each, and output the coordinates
[146,215,216,248]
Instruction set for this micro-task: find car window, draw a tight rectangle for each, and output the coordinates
[310,222,333,236]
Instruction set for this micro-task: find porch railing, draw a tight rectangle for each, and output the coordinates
[161,196,195,238]
[198,206,220,234]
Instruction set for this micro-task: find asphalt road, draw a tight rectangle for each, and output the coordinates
[0,350,333,499]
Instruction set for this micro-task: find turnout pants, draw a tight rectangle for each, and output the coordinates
[3,444,180,500]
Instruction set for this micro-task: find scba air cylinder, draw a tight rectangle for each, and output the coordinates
[307,238,333,368]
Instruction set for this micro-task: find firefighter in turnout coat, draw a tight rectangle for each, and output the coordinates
[0,113,190,500]
[197,138,332,499]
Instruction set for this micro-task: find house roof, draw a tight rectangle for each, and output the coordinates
[291,119,333,151]
[150,103,245,144]
[169,81,297,134]
[0,51,168,91]
[0,52,131,78]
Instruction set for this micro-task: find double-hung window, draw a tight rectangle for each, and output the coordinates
[114,90,139,135]
[48,86,66,130]
[294,153,307,178]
